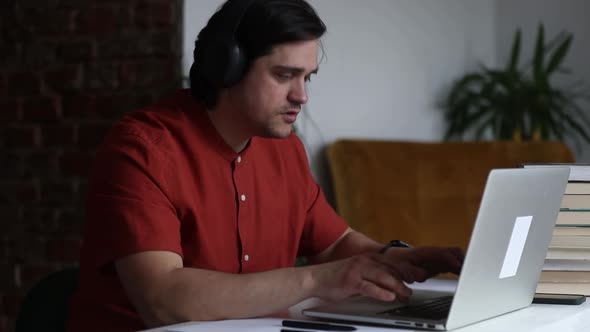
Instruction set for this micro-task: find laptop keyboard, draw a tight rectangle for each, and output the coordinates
[379,296,453,320]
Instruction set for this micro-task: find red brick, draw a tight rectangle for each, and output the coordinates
[21,97,60,122]
[2,10,24,43]
[21,207,58,235]
[7,72,41,96]
[57,40,95,62]
[97,33,154,60]
[0,315,7,332]
[22,40,57,69]
[0,0,16,11]
[0,74,6,96]
[39,180,77,204]
[0,206,23,232]
[54,208,84,235]
[94,94,117,117]
[0,151,23,178]
[0,38,22,68]
[4,236,47,267]
[152,31,180,57]
[135,0,176,28]
[22,151,59,177]
[93,94,141,117]
[57,0,90,8]
[0,264,17,290]
[130,93,154,110]
[40,124,76,147]
[2,293,24,316]
[85,62,119,89]
[0,98,21,122]
[18,264,58,291]
[118,62,137,87]
[43,65,83,92]
[151,0,176,26]
[60,151,96,177]
[62,94,95,118]
[77,123,112,148]
[134,1,151,28]
[75,5,124,34]
[93,93,153,118]
[122,60,177,88]
[22,8,73,35]
[0,205,23,219]
[119,60,177,87]
[0,2,182,323]
[0,238,8,263]
[16,0,60,10]
[0,180,40,203]
[3,126,40,148]
[45,238,81,262]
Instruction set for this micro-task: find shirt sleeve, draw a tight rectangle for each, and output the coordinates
[292,136,349,257]
[83,127,182,269]
[298,185,349,257]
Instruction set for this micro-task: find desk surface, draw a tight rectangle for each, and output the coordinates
[143,279,590,332]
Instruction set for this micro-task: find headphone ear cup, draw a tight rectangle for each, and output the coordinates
[199,40,246,88]
[223,43,247,87]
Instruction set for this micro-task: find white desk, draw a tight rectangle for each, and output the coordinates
[143,279,590,332]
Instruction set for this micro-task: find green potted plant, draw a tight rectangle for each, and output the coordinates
[443,24,590,147]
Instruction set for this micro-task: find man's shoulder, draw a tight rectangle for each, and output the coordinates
[108,89,203,147]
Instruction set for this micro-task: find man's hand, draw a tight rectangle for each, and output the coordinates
[308,246,464,303]
[384,246,464,280]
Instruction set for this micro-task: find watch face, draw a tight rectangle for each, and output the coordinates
[380,240,412,254]
[392,240,412,248]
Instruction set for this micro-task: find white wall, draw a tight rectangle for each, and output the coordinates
[183,1,225,77]
[183,0,497,194]
[302,0,496,190]
[496,0,590,162]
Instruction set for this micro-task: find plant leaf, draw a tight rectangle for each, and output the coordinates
[533,23,547,89]
[507,29,522,73]
[546,34,573,76]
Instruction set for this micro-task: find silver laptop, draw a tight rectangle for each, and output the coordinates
[303,168,569,330]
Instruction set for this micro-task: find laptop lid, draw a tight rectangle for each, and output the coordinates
[303,167,569,330]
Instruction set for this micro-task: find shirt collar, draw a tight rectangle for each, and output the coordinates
[180,89,254,162]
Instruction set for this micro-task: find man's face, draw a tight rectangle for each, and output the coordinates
[229,39,320,139]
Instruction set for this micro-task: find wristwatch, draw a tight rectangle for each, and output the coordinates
[379,240,413,253]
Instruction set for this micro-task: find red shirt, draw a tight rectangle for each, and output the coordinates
[67,89,348,331]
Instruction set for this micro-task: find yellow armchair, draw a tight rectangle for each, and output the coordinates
[326,140,574,251]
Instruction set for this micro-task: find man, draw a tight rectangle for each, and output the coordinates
[67,0,463,331]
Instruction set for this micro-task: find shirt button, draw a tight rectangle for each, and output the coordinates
[236,156,242,163]
[240,194,246,202]
[244,254,250,262]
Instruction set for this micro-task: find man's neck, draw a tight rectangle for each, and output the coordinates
[206,102,250,153]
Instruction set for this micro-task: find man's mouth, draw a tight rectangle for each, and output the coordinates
[282,111,299,123]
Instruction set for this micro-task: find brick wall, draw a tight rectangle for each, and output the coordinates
[0,0,183,330]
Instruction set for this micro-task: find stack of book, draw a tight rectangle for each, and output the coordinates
[522,163,590,295]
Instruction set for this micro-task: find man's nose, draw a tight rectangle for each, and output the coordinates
[288,79,308,105]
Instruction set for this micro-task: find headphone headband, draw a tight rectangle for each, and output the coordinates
[196,0,259,88]
[220,0,258,44]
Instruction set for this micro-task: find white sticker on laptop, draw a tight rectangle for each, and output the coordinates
[499,216,533,279]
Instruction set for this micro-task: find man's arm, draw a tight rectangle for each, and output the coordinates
[309,228,383,264]
[116,248,412,328]
[116,251,315,327]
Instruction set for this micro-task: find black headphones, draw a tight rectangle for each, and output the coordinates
[195,0,258,88]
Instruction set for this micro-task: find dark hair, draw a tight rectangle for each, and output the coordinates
[190,0,326,109]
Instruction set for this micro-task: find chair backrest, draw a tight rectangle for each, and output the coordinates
[326,140,574,251]
[15,267,79,332]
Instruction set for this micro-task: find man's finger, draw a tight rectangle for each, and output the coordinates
[363,265,413,299]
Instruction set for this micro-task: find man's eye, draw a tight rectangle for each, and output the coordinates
[276,73,291,81]
[305,76,312,83]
